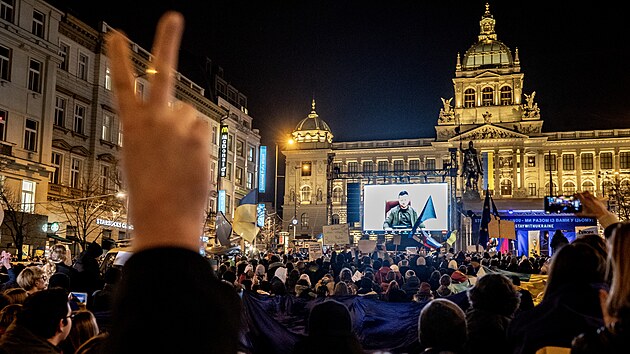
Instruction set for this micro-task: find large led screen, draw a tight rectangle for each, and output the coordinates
[363,183,448,231]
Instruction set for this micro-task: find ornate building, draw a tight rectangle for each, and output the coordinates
[281,4,624,252]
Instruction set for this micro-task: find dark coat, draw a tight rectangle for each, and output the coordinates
[572,317,629,354]
[507,282,604,354]
[466,308,511,354]
[0,323,61,354]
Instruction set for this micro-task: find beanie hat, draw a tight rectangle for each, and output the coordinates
[299,273,312,287]
[390,264,399,272]
[448,260,458,270]
[418,282,432,295]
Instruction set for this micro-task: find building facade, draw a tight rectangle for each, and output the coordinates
[281,4,626,253]
[0,0,261,256]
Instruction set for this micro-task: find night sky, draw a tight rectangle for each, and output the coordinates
[49,1,629,147]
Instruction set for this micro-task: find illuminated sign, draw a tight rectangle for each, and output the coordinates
[96,218,134,230]
[219,125,229,177]
[218,190,226,213]
[258,146,266,193]
[257,203,265,227]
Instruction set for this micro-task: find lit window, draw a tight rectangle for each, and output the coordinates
[500,179,512,196]
[247,146,255,162]
[500,86,512,105]
[482,87,494,106]
[301,162,312,176]
[581,153,594,170]
[105,67,112,90]
[563,181,576,195]
[300,185,312,204]
[246,172,253,189]
[236,140,244,157]
[464,88,475,108]
[600,152,613,170]
[21,180,36,213]
[562,155,575,171]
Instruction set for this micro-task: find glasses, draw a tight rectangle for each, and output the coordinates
[66,313,75,320]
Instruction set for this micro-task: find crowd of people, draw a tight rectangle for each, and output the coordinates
[0,10,627,354]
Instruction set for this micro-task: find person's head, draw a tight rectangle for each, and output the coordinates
[340,268,353,283]
[572,233,608,268]
[103,267,122,286]
[0,293,9,310]
[544,241,606,299]
[439,274,451,287]
[67,310,100,351]
[405,269,416,280]
[605,222,630,320]
[0,303,22,330]
[17,266,47,293]
[50,245,68,263]
[387,280,399,292]
[468,273,520,317]
[418,298,467,352]
[48,273,71,292]
[75,332,109,354]
[416,256,426,266]
[307,300,352,336]
[16,288,72,345]
[333,282,349,296]
[398,191,410,209]
[415,282,434,302]
[385,270,396,283]
[4,287,28,304]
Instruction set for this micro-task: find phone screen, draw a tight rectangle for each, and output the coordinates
[544,196,582,214]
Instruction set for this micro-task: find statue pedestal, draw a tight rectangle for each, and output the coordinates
[463,190,481,201]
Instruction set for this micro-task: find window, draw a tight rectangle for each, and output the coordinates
[135,81,144,98]
[348,162,358,177]
[563,181,576,195]
[59,42,69,71]
[70,158,81,188]
[500,179,512,196]
[562,154,575,171]
[300,213,309,229]
[0,0,14,22]
[105,67,112,90]
[21,180,36,213]
[464,88,475,108]
[100,165,110,193]
[528,182,537,196]
[78,53,88,80]
[378,161,388,174]
[300,185,312,204]
[32,10,45,38]
[0,45,10,81]
[499,156,513,168]
[236,140,244,157]
[500,86,512,105]
[581,153,594,170]
[425,158,436,170]
[393,160,404,175]
[247,146,255,162]
[226,195,231,213]
[544,154,557,171]
[332,214,340,225]
[409,160,420,175]
[74,104,85,134]
[50,152,62,184]
[28,59,42,93]
[527,156,536,167]
[332,186,343,203]
[118,125,123,146]
[118,231,127,241]
[212,126,217,145]
[227,134,233,152]
[235,166,243,186]
[362,161,373,175]
[621,152,630,169]
[226,162,232,180]
[482,87,494,106]
[246,172,253,189]
[0,109,6,141]
[582,180,595,193]
[102,113,112,141]
[54,97,66,127]
[24,118,37,151]
[545,182,558,195]
[301,162,311,176]
[600,152,613,170]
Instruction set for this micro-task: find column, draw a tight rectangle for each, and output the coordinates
[576,150,582,191]
[557,151,563,195]
[494,148,500,195]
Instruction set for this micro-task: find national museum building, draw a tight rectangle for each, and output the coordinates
[281,5,628,252]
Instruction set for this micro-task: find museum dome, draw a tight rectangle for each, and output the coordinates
[292,100,334,143]
[461,3,515,70]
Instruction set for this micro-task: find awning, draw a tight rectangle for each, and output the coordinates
[47,234,72,243]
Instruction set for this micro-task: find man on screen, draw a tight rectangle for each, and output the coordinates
[383,190,419,229]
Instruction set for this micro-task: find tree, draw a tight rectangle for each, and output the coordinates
[0,183,43,261]
[45,175,125,252]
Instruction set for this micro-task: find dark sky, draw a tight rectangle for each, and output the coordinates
[49,1,629,147]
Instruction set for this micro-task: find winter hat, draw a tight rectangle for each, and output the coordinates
[274,267,287,284]
[418,282,432,295]
[390,264,399,272]
[307,300,353,337]
[255,264,266,277]
[450,270,468,283]
[406,275,420,287]
[405,270,416,279]
[416,257,426,266]
[299,273,312,287]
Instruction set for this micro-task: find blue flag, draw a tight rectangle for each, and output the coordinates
[479,190,491,247]
[240,189,258,205]
[409,196,437,238]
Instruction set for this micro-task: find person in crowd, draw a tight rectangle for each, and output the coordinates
[511,276,534,315]
[339,268,358,295]
[0,288,72,353]
[105,13,241,352]
[60,310,100,354]
[414,256,431,283]
[75,332,109,354]
[266,255,284,282]
[398,259,411,279]
[571,214,630,352]
[357,275,380,296]
[383,280,407,302]
[0,304,21,337]
[428,270,441,292]
[413,282,434,303]
[333,281,350,296]
[435,274,453,298]
[72,242,104,295]
[89,267,121,313]
[418,298,467,353]
[549,229,569,256]
[389,264,404,287]
[3,288,27,305]
[374,259,391,286]
[44,245,76,284]
[506,256,519,272]
[402,274,421,300]
[507,241,606,353]
[270,267,288,296]
[295,278,316,300]
[380,270,397,293]
[16,266,47,296]
[292,300,363,354]
[286,268,300,295]
[465,273,520,353]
